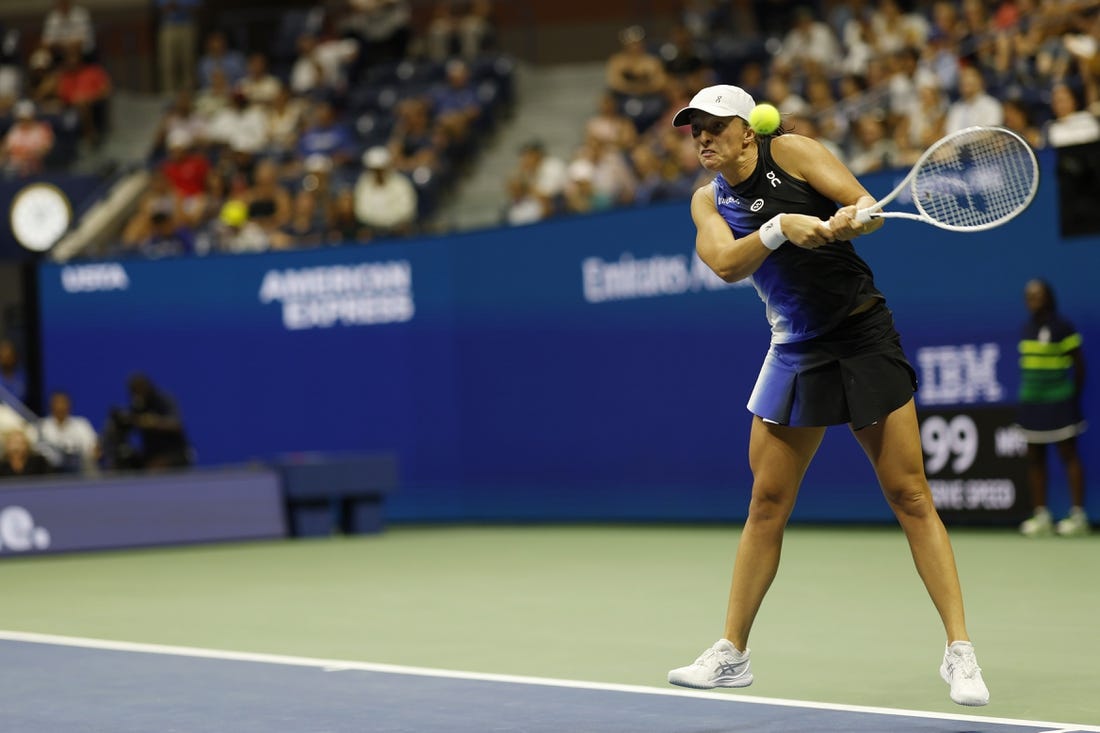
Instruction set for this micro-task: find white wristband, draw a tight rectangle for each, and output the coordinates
[759,214,785,250]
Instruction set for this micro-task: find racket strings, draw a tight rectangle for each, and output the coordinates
[910,129,1038,230]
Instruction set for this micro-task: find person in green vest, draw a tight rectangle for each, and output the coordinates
[1016,279,1089,537]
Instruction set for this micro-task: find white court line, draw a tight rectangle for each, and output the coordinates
[1,629,1096,732]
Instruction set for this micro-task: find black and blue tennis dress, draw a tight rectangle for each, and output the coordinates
[715,136,916,429]
[1016,313,1086,443]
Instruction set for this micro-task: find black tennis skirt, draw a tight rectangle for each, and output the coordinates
[747,303,918,430]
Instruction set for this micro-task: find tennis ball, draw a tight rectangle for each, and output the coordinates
[748,103,781,135]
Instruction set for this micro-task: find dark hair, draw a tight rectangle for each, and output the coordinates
[1028,278,1058,312]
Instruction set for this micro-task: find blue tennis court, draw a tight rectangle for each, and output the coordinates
[3,632,1096,733]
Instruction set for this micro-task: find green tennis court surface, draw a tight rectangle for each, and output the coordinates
[1,525,1097,726]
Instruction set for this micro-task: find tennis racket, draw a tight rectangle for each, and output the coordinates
[854,126,1039,232]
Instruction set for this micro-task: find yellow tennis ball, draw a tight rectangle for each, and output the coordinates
[748,103,781,135]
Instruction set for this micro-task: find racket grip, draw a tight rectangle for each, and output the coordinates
[855,208,875,224]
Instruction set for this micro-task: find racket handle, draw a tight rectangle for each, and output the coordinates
[855,208,877,224]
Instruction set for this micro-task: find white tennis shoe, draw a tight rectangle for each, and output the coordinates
[1056,507,1091,536]
[667,639,753,689]
[1019,507,1053,537]
[940,641,990,706]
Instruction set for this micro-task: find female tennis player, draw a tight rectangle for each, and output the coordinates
[664,84,989,706]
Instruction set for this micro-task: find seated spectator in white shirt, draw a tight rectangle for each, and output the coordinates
[42,0,95,55]
[1045,83,1100,148]
[775,6,841,76]
[39,390,98,472]
[944,66,1003,133]
[353,146,417,237]
[237,52,282,107]
[0,100,55,177]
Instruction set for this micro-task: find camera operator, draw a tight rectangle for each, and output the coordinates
[103,373,192,470]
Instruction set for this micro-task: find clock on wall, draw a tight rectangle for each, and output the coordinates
[9,182,72,253]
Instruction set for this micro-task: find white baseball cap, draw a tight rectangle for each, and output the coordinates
[363,146,391,169]
[672,84,756,127]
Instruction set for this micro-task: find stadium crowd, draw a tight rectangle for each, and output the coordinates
[118,0,511,258]
[0,0,112,177]
[504,0,1100,227]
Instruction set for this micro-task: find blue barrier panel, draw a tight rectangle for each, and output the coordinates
[0,469,287,556]
[37,150,1100,524]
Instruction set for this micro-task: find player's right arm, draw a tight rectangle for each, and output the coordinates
[692,183,831,282]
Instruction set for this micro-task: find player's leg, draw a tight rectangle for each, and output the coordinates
[1021,443,1054,535]
[1054,437,1089,535]
[724,417,825,649]
[850,398,989,706]
[849,398,967,641]
[668,417,823,689]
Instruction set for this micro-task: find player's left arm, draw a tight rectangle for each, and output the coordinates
[769,134,884,241]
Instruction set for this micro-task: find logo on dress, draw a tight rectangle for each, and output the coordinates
[751,199,764,212]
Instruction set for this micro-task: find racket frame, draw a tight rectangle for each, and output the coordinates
[854,125,1039,232]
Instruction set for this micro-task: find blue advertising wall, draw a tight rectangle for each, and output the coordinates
[38,151,1100,523]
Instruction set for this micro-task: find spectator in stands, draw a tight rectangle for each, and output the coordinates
[243,158,292,236]
[272,187,327,248]
[868,0,929,57]
[341,0,412,74]
[328,188,371,244]
[425,1,460,62]
[457,0,496,59]
[0,30,21,115]
[42,0,95,56]
[289,32,357,97]
[658,23,709,84]
[0,339,27,403]
[847,113,900,176]
[389,97,445,174]
[945,65,1003,133]
[135,210,197,258]
[237,52,282,107]
[193,68,232,122]
[0,429,52,478]
[27,45,61,111]
[629,143,673,206]
[198,30,246,89]
[154,90,207,153]
[513,139,567,214]
[1002,97,1043,150]
[161,129,209,223]
[0,100,55,177]
[1045,82,1100,148]
[774,5,842,77]
[502,176,546,226]
[606,25,667,97]
[562,158,606,215]
[102,373,192,470]
[896,81,948,163]
[839,10,876,77]
[156,0,200,95]
[297,100,355,168]
[266,86,306,158]
[121,171,181,251]
[38,390,98,473]
[56,44,111,147]
[207,91,268,156]
[585,92,638,151]
[886,47,938,125]
[763,72,809,118]
[214,197,269,253]
[571,135,636,208]
[429,58,483,144]
[353,146,417,237]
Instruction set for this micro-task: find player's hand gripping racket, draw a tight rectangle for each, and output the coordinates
[855,126,1039,231]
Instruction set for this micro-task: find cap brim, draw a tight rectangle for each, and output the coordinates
[671,103,741,127]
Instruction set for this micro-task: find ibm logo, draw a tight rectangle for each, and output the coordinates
[916,344,1004,406]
